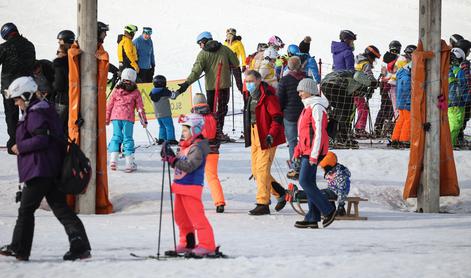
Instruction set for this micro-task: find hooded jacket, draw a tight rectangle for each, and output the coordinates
[224,37,247,67]
[186,40,239,91]
[133,35,155,70]
[277,70,306,122]
[150,87,172,118]
[173,138,210,187]
[117,35,139,72]
[331,41,354,71]
[293,94,329,164]
[106,87,146,124]
[396,64,412,110]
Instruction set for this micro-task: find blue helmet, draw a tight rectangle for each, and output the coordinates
[196,31,212,44]
[1,22,18,40]
[287,44,300,56]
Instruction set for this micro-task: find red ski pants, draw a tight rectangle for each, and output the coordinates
[354,96,369,130]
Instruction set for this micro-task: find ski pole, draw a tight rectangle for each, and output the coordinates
[157,157,166,259]
[167,156,177,252]
[231,68,235,134]
[197,79,203,94]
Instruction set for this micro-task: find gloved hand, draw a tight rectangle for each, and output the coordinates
[176,81,190,94]
[161,142,178,167]
[265,134,273,147]
[170,91,180,100]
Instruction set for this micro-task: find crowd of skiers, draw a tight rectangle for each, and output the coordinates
[0,21,470,260]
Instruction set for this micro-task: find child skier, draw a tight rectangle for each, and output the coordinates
[106,68,147,172]
[318,151,351,216]
[150,75,177,145]
[161,113,216,257]
[191,93,226,213]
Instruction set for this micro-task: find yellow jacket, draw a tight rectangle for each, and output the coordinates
[224,39,247,67]
[117,35,139,72]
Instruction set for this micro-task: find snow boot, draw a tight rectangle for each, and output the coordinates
[337,204,346,216]
[271,182,287,212]
[63,236,91,261]
[125,155,137,173]
[322,207,337,228]
[216,205,225,213]
[110,152,119,171]
[0,245,28,261]
[248,204,270,215]
[294,221,319,229]
[157,139,165,145]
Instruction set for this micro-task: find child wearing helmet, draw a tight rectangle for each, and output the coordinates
[106,68,147,172]
[318,151,351,216]
[160,113,217,257]
[149,75,177,145]
[117,24,139,73]
[259,47,279,88]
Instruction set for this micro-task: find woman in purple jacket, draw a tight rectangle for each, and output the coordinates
[0,77,91,261]
[331,30,356,71]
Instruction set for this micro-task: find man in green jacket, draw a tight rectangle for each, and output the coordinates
[176,31,239,139]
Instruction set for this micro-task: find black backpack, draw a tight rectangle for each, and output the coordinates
[59,140,92,195]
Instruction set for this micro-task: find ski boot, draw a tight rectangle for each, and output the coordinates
[216,205,225,213]
[110,152,119,171]
[125,155,137,173]
[165,233,195,257]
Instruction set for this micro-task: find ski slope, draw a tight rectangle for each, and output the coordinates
[1,0,471,277]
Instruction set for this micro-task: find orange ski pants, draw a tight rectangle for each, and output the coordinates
[392,109,411,142]
[205,153,225,206]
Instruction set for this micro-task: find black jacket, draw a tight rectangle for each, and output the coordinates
[277,71,306,122]
[52,56,69,105]
[0,35,36,90]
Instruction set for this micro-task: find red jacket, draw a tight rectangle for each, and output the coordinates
[293,95,329,164]
[244,82,285,150]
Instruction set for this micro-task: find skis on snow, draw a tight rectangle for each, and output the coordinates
[130,246,229,260]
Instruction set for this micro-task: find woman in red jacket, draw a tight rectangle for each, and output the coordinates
[293,78,336,228]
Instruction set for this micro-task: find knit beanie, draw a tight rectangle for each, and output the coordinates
[288,56,301,71]
[193,93,207,105]
[297,78,319,95]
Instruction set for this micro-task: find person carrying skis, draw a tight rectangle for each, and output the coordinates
[0,77,91,261]
[133,27,155,83]
[106,68,147,172]
[353,45,381,138]
[243,70,287,215]
[318,151,351,216]
[293,78,336,228]
[224,28,244,91]
[161,113,217,257]
[117,24,139,74]
[149,75,177,145]
[175,31,239,140]
[191,93,226,213]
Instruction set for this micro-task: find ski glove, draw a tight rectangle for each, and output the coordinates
[170,91,180,100]
[160,142,176,159]
[176,81,189,94]
[265,134,274,147]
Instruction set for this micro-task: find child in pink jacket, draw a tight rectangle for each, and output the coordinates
[106,68,147,172]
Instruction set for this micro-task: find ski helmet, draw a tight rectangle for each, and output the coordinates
[456,39,471,57]
[339,30,356,41]
[5,76,38,101]
[196,31,212,44]
[1,22,18,40]
[257,43,268,52]
[287,44,300,56]
[98,21,109,33]
[268,35,284,48]
[121,68,137,83]
[152,75,166,88]
[451,48,466,63]
[389,40,402,53]
[124,24,138,35]
[365,45,381,59]
[143,27,152,35]
[263,47,278,60]
[57,30,75,44]
[404,44,417,55]
[226,28,237,36]
[178,113,204,137]
[449,34,464,47]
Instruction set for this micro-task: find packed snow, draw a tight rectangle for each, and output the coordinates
[1,0,471,277]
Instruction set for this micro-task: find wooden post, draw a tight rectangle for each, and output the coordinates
[417,0,441,213]
[76,0,97,214]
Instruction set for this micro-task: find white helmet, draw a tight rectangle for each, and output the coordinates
[263,47,278,60]
[178,113,204,136]
[121,68,137,83]
[451,48,465,62]
[5,76,38,101]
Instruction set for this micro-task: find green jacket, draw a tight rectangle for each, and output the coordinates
[186,40,239,91]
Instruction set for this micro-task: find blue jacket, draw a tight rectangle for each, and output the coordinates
[133,35,155,70]
[448,65,469,107]
[299,53,321,83]
[331,41,355,71]
[396,65,412,111]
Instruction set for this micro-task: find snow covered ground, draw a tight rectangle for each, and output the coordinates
[1,0,471,277]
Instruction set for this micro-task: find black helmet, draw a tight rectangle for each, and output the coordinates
[57,30,75,44]
[389,40,402,53]
[449,34,464,47]
[98,21,109,33]
[365,45,381,59]
[153,75,167,88]
[339,30,356,41]
[1,22,18,40]
[456,39,471,57]
[404,44,417,54]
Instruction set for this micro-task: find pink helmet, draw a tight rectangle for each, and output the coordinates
[268,35,284,48]
[178,113,204,137]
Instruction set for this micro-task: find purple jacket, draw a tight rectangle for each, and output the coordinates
[16,99,65,182]
[331,41,355,71]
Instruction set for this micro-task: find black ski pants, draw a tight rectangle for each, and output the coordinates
[2,94,19,154]
[10,177,91,258]
[374,82,394,132]
[206,88,230,137]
